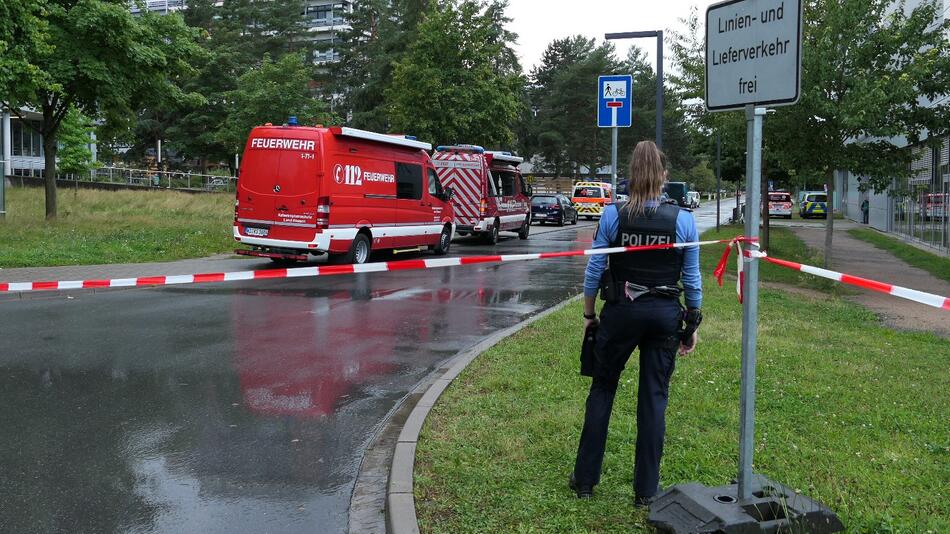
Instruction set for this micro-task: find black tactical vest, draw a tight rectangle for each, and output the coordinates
[608,202,683,287]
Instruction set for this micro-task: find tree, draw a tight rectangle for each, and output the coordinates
[529,36,621,177]
[217,53,334,153]
[668,7,747,185]
[619,46,694,175]
[0,0,50,96]
[57,107,97,177]
[0,1,202,219]
[165,0,311,169]
[332,0,430,131]
[767,0,950,266]
[386,0,523,147]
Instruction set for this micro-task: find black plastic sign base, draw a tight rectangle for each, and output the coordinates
[648,475,843,533]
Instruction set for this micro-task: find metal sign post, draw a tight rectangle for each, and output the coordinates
[648,1,841,530]
[738,105,764,499]
[598,75,633,202]
[716,132,722,232]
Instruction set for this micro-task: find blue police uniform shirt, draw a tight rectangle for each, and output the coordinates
[583,200,703,309]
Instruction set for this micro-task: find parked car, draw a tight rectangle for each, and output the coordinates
[531,194,578,226]
[686,191,701,209]
[433,145,531,243]
[800,191,828,219]
[923,193,948,220]
[662,181,689,207]
[234,124,454,264]
[767,191,793,219]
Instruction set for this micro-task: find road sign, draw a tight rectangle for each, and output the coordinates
[598,75,633,128]
[705,0,802,112]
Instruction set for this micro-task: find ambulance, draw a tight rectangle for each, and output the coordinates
[234,123,455,264]
[432,145,532,244]
[571,181,613,219]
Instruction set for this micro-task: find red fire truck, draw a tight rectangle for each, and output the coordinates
[432,145,531,244]
[234,124,455,264]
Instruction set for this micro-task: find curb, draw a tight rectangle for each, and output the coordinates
[384,294,582,534]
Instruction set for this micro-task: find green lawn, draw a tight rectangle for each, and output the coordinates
[0,186,235,268]
[848,228,950,283]
[415,228,948,533]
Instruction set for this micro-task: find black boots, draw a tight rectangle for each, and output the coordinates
[568,472,593,499]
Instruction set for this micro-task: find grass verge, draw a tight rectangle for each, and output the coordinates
[0,187,234,268]
[848,228,950,283]
[414,227,948,533]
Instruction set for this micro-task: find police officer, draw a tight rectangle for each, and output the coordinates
[569,141,702,505]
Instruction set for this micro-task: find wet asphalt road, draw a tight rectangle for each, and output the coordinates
[0,201,730,534]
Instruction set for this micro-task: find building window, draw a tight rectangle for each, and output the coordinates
[307,4,331,21]
[11,120,43,157]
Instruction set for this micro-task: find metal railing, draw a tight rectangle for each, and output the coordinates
[5,162,238,194]
[890,138,950,254]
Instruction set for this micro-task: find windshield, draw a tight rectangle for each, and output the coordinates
[663,183,686,197]
[769,194,790,202]
[807,194,827,202]
[532,196,557,206]
[574,187,603,198]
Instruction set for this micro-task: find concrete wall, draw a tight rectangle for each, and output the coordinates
[839,169,892,231]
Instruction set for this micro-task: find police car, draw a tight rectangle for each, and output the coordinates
[800,191,828,219]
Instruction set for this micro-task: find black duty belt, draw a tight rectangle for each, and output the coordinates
[623,282,683,301]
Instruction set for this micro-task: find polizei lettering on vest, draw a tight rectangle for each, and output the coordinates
[620,233,672,247]
[250,138,317,151]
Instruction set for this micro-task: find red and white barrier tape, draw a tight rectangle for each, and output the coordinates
[714,240,950,311]
[0,238,735,293]
[5,237,948,312]
[757,251,950,310]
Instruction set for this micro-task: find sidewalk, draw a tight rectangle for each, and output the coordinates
[0,254,263,284]
[789,220,950,337]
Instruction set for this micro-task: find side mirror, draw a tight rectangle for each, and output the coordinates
[442,187,455,202]
[525,185,533,196]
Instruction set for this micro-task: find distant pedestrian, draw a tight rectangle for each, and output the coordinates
[569,141,702,506]
[861,198,869,224]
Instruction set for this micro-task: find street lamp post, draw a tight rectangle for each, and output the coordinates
[604,30,663,150]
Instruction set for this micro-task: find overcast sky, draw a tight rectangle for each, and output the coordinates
[507,0,705,73]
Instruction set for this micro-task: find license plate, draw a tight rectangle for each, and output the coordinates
[245,226,269,237]
[535,214,546,218]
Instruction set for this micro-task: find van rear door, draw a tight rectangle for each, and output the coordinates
[433,152,483,227]
[272,138,321,232]
[238,129,320,241]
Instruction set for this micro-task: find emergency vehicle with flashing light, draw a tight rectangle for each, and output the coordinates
[432,145,532,244]
[234,122,455,264]
[767,191,793,219]
[571,181,613,219]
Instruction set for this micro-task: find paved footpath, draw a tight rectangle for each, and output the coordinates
[788,221,950,337]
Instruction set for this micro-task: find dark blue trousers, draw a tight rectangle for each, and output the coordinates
[573,297,681,498]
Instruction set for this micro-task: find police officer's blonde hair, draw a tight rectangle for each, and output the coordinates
[623,140,666,218]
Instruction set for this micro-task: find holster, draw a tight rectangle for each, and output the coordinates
[599,268,623,303]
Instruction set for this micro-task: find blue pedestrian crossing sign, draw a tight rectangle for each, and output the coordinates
[598,75,633,128]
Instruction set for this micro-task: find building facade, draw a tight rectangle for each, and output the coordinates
[129,0,351,65]
[836,0,948,253]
